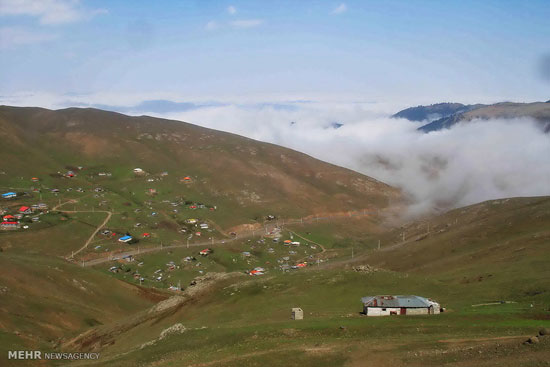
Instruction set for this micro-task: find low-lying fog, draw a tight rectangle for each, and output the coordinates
[152,102,550,215]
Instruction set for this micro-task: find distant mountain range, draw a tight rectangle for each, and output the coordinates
[393,101,550,133]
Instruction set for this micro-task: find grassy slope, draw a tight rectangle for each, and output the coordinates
[54,197,550,367]
[0,106,399,227]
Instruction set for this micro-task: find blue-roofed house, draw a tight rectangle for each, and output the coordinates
[2,192,17,199]
[118,235,133,243]
[361,295,441,316]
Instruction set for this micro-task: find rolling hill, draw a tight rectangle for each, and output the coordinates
[393,101,550,133]
[0,106,399,228]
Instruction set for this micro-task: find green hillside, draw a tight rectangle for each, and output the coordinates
[0,106,548,367]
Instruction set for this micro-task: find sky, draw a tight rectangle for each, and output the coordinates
[1,0,550,214]
[1,0,549,108]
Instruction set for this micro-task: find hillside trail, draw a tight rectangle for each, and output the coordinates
[316,231,432,270]
[62,210,113,259]
[287,230,326,253]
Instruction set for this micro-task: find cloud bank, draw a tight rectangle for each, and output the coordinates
[148,102,550,215]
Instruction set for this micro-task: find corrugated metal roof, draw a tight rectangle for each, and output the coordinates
[361,295,438,308]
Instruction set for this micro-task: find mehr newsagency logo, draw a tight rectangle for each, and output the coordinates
[8,350,100,360]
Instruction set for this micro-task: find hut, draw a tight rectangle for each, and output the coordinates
[291,308,303,320]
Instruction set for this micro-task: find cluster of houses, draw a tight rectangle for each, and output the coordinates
[1,203,49,230]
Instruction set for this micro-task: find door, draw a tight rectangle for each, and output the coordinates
[400,308,406,315]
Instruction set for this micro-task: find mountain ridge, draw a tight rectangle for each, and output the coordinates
[392,101,550,133]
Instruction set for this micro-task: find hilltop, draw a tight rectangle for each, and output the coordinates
[0,106,399,227]
[393,101,550,133]
[392,102,482,122]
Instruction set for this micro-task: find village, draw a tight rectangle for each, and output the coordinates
[2,168,446,321]
[1,165,329,294]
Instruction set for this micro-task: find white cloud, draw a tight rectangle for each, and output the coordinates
[152,102,550,216]
[227,5,236,15]
[2,93,548,217]
[332,3,347,14]
[0,26,58,48]
[230,19,264,28]
[205,20,219,31]
[0,0,107,25]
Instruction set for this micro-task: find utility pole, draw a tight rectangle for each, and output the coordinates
[186,238,189,248]
[378,239,381,250]
[402,232,405,242]
[352,245,354,259]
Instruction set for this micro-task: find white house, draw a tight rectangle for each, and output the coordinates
[361,295,441,316]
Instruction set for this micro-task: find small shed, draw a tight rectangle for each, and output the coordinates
[291,308,303,320]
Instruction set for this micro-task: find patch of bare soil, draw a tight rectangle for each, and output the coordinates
[62,272,243,352]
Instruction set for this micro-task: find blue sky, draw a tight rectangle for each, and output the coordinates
[1,0,549,107]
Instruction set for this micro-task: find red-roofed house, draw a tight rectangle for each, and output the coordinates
[1,221,20,230]
[2,214,15,221]
[19,206,32,214]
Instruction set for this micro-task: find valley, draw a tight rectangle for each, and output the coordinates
[0,107,549,367]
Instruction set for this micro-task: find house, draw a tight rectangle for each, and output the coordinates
[2,192,17,199]
[66,171,76,178]
[1,221,20,230]
[361,295,441,316]
[283,240,292,245]
[185,218,198,224]
[199,223,209,229]
[31,177,39,182]
[199,248,212,256]
[2,214,15,221]
[142,232,151,238]
[133,168,144,174]
[19,206,32,214]
[118,235,133,243]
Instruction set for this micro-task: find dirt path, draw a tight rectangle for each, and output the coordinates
[78,209,377,267]
[287,230,327,253]
[317,231,432,270]
[63,210,113,259]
